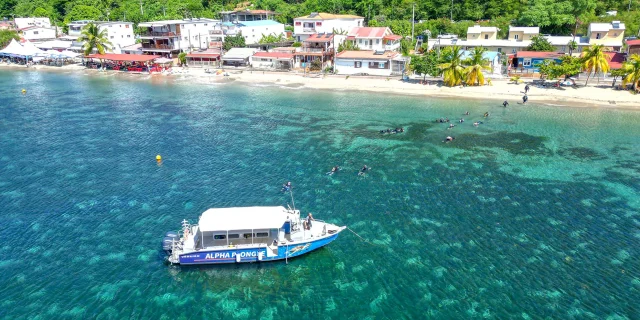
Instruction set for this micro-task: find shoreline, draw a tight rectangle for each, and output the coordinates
[3,63,640,111]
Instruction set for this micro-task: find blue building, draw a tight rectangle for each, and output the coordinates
[514,51,564,72]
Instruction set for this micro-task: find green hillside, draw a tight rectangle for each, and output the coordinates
[1,0,639,38]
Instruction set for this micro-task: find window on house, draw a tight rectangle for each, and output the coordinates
[497,48,502,53]
[596,33,601,39]
[121,35,123,38]
[184,37,188,40]
[33,31,39,35]
[512,48,516,53]
[110,36,114,39]
[127,35,131,38]
[514,34,519,40]
[359,39,362,44]
[295,22,301,26]
[261,58,269,61]
[354,61,362,68]
[126,25,129,28]
[204,24,207,26]
[316,22,322,26]
[484,34,488,39]
[376,39,380,44]
[378,62,385,69]
[523,58,532,67]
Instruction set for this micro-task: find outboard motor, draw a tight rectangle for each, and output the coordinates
[162,231,179,253]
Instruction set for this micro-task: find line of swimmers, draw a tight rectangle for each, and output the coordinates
[380,128,405,134]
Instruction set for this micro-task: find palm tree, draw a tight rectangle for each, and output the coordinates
[463,46,491,86]
[581,44,610,86]
[78,23,113,56]
[622,54,640,92]
[438,45,465,87]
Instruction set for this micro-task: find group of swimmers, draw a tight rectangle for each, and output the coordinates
[440,110,493,142]
[380,128,405,134]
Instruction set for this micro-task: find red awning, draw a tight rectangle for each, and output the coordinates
[86,54,161,62]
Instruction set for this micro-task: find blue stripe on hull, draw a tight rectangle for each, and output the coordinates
[178,232,341,265]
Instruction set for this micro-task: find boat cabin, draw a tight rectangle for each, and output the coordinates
[191,206,301,250]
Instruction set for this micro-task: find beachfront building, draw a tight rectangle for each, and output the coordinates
[545,36,590,54]
[187,49,221,67]
[335,50,402,76]
[346,27,402,51]
[121,43,143,55]
[137,18,221,57]
[627,39,640,55]
[14,17,51,30]
[66,21,136,53]
[19,26,57,41]
[220,9,278,22]
[293,13,364,42]
[512,51,564,73]
[586,21,625,51]
[222,47,258,66]
[295,33,341,69]
[222,20,285,45]
[250,51,295,70]
[508,26,539,41]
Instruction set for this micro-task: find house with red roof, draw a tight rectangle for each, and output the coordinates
[250,51,295,70]
[335,50,405,76]
[347,27,401,51]
[627,39,640,56]
[514,51,564,72]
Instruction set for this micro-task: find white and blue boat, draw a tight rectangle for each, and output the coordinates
[163,206,345,265]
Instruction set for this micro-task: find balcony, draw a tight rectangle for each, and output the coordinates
[140,31,179,37]
[302,27,316,33]
[141,43,174,50]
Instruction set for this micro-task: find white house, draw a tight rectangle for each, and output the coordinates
[250,51,295,70]
[222,47,258,66]
[20,26,57,41]
[293,13,364,42]
[137,18,221,57]
[14,17,51,30]
[235,20,285,45]
[335,50,400,76]
[66,20,136,53]
[347,27,401,51]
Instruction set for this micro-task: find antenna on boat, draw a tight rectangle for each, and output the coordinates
[289,187,296,211]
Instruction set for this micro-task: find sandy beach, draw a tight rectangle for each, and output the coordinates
[4,63,640,110]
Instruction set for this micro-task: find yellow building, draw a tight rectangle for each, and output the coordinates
[508,26,539,41]
[587,21,625,50]
[466,25,499,41]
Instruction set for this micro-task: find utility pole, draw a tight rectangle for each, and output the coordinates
[411,3,415,41]
[450,0,453,21]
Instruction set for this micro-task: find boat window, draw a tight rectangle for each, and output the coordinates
[228,234,240,239]
[214,235,226,240]
[243,233,253,239]
[254,232,269,238]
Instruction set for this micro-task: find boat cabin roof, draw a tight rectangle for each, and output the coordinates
[198,206,293,232]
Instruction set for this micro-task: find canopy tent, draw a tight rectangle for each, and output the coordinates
[86,53,161,62]
[22,40,46,56]
[60,50,80,58]
[198,206,292,232]
[0,39,27,56]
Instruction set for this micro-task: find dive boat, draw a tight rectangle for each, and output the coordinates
[163,206,345,265]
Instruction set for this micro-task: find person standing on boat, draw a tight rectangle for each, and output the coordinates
[305,213,314,230]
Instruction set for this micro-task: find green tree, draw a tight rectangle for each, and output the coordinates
[463,46,491,86]
[438,45,465,87]
[0,30,20,49]
[223,34,246,51]
[526,35,555,52]
[178,52,187,66]
[399,38,410,56]
[258,32,285,44]
[621,54,640,92]
[338,40,359,53]
[567,40,578,55]
[581,44,610,85]
[78,22,113,55]
[410,50,439,81]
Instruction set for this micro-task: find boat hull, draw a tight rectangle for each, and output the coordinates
[178,231,342,265]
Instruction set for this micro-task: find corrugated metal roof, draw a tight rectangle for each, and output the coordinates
[348,27,389,38]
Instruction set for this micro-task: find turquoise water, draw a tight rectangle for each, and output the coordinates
[1,70,639,319]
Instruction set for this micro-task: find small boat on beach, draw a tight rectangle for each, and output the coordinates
[163,206,345,265]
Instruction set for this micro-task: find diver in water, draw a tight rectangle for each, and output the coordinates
[282,181,291,191]
[361,165,368,172]
[444,136,455,142]
[503,100,509,107]
[331,166,340,173]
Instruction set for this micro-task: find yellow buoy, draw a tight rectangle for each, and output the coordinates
[156,155,162,162]
[21,89,26,94]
